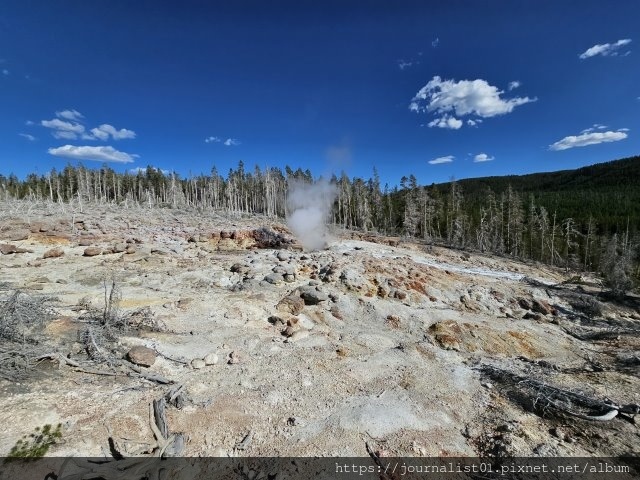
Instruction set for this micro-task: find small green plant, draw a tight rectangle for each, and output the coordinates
[6,424,62,461]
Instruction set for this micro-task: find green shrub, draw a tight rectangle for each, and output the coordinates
[6,424,62,461]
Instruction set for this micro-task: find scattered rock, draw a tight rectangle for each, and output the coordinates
[429,321,462,351]
[276,294,305,315]
[83,247,102,257]
[268,315,287,326]
[252,227,295,249]
[204,353,219,365]
[228,351,243,364]
[191,358,206,369]
[523,312,542,321]
[385,315,401,329]
[43,247,64,259]
[277,251,290,261]
[125,245,137,254]
[1,244,31,255]
[231,263,250,274]
[151,247,170,255]
[531,299,556,316]
[299,286,329,305]
[518,298,532,310]
[394,290,408,301]
[126,346,156,367]
[265,273,284,285]
[282,325,298,337]
[482,382,493,389]
[113,243,127,253]
[296,314,315,330]
[340,269,368,291]
[460,294,481,312]
[9,231,29,241]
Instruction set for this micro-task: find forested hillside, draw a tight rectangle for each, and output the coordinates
[445,155,640,234]
[1,155,638,292]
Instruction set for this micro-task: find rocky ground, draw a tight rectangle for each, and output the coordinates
[0,201,638,466]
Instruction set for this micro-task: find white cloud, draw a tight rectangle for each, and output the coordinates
[428,114,463,129]
[549,129,628,151]
[204,136,239,145]
[473,153,494,162]
[508,81,521,90]
[429,155,454,165]
[53,131,79,140]
[19,133,36,141]
[25,120,35,126]
[467,119,482,126]
[431,38,440,48]
[48,145,138,163]
[398,58,422,70]
[41,118,85,139]
[41,111,135,142]
[89,124,136,141]
[410,76,536,128]
[579,39,632,59]
[581,123,608,134]
[2,69,8,76]
[56,109,84,121]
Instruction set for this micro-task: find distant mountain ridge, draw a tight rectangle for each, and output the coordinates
[437,155,640,234]
[452,155,640,192]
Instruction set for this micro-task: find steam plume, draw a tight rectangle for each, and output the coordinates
[286,179,337,250]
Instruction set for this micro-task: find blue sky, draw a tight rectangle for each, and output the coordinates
[1,1,638,187]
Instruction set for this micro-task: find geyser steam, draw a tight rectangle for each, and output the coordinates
[286,179,337,251]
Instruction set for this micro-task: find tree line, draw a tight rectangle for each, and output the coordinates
[1,160,637,294]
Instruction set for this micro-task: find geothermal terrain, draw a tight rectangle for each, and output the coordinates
[0,201,638,468]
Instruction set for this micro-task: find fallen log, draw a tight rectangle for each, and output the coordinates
[481,364,639,422]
